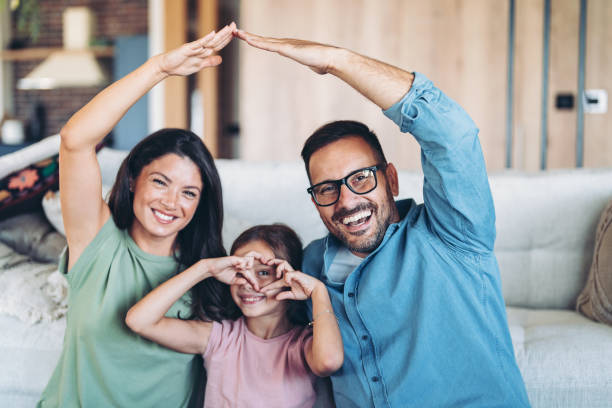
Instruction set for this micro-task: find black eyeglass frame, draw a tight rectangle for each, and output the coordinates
[306,164,386,207]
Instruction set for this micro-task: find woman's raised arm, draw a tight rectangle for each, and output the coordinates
[60,23,235,269]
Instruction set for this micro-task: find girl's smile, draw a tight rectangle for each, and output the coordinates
[230,240,291,338]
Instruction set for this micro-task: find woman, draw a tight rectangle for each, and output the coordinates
[37,23,237,408]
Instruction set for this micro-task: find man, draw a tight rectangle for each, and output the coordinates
[236,29,530,407]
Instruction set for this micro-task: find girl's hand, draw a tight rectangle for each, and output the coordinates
[201,255,261,290]
[159,22,236,76]
[260,260,322,301]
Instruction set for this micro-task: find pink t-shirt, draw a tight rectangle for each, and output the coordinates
[202,317,316,408]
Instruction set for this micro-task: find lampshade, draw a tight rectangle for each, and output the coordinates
[16,7,109,90]
[17,50,108,89]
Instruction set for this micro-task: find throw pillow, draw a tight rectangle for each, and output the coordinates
[576,200,612,325]
[0,211,66,263]
[0,154,59,217]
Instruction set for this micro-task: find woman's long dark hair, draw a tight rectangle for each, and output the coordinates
[193,224,310,327]
[108,127,226,269]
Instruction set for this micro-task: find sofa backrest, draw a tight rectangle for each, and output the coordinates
[97,149,612,310]
[490,169,612,309]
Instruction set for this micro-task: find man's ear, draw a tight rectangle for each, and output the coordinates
[385,163,399,196]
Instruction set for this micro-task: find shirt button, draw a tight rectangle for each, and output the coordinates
[362,335,368,341]
[348,292,355,298]
[372,376,380,382]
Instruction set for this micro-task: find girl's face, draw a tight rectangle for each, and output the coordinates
[130,153,202,251]
[230,240,288,319]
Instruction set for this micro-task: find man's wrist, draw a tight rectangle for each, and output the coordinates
[326,47,352,77]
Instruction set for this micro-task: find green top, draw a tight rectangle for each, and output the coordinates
[37,218,202,408]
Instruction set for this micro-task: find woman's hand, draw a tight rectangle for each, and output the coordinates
[159,22,236,77]
[260,260,323,300]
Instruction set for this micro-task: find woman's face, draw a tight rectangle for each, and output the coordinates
[130,153,203,251]
[230,240,287,318]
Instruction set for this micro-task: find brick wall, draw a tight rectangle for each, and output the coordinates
[10,0,148,138]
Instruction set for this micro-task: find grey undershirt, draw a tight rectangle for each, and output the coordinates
[327,245,363,283]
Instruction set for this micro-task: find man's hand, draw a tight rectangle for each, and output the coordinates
[159,22,236,77]
[234,27,413,110]
[234,29,336,75]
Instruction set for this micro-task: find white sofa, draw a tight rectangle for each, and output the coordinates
[2,147,612,407]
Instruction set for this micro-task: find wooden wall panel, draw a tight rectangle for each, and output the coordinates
[513,0,544,171]
[546,0,580,168]
[163,0,188,129]
[238,0,508,170]
[584,0,612,167]
[197,0,219,156]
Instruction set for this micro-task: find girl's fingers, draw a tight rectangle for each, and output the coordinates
[240,269,260,291]
[245,251,273,265]
[269,259,293,277]
[275,291,295,301]
[268,258,290,266]
[260,279,287,294]
[284,271,297,285]
[234,277,247,286]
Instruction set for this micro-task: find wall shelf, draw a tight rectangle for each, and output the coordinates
[0,46,114,61]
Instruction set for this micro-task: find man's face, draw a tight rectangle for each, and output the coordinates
[308,136,400,257]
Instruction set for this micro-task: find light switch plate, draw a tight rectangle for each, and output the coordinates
[584,89,608,114]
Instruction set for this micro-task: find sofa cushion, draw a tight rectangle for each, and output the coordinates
[491,169,612,309]
[576,200,612,325]
[508,307,612,407]
[0,135,61,218]
[0,211,66,263]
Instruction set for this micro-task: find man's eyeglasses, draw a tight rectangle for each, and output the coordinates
[307,164,385,207]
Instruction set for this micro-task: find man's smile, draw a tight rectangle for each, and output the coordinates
[341,209,372,226]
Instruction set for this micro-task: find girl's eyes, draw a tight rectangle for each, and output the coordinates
[183,190,197,199]
[257,270,270,277]
[153,178,166,186]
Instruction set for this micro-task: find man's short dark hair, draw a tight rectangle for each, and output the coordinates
[301,120,387,181]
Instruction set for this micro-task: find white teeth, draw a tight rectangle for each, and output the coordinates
[153,210,174,221]
[242,296,264,302]
[342,209,372,225]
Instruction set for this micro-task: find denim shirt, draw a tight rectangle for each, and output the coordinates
[302,73,531,407]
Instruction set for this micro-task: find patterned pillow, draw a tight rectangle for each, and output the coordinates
[0,154,59,217]
[576,200,612,326]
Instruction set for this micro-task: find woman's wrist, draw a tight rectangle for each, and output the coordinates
[147,54,171,81]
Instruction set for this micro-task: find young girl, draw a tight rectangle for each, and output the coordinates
[126,224,343,408]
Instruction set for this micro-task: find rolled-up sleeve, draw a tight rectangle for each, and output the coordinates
[384,72,496,253]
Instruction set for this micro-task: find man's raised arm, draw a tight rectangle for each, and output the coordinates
[234,29,413,110]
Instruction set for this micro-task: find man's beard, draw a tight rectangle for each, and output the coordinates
[324,194,397,255]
